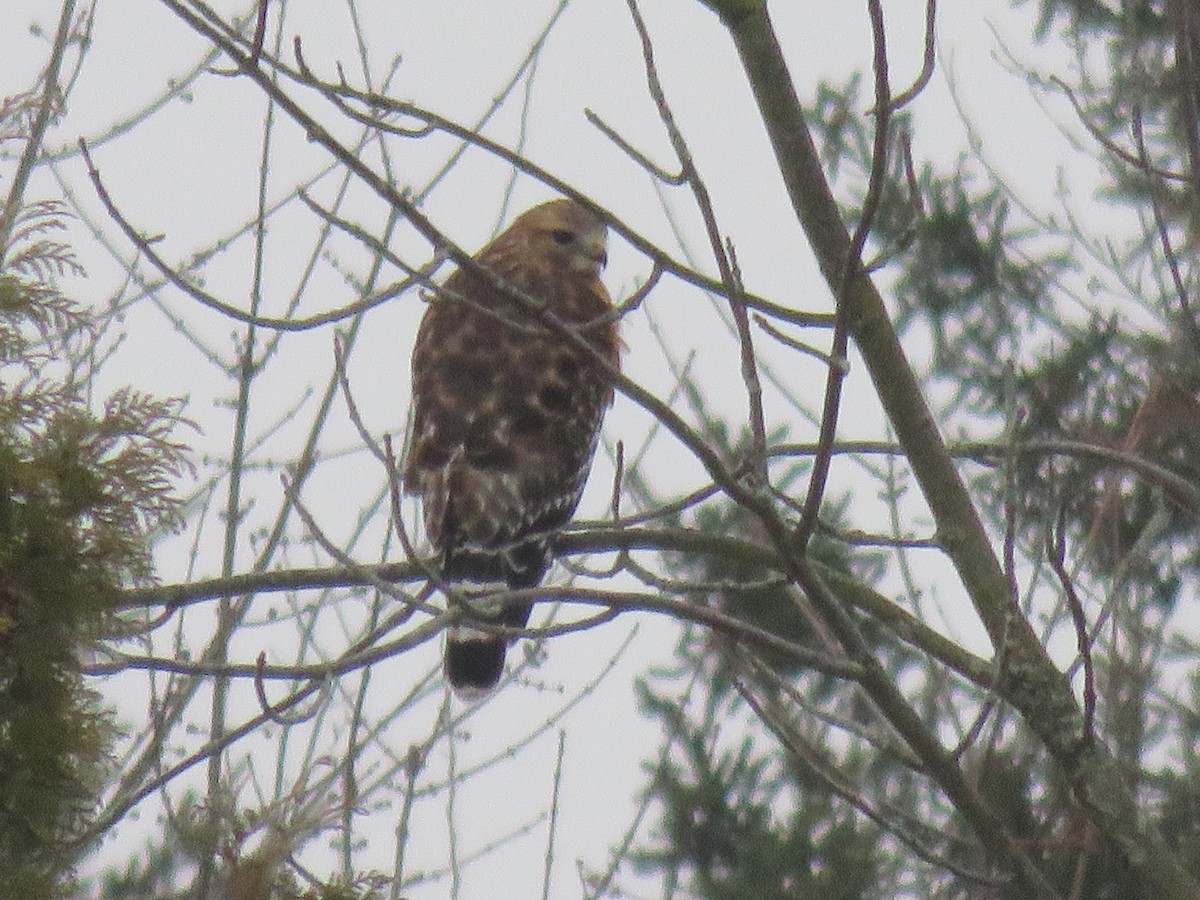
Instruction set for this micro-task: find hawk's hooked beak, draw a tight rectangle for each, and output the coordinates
[581,230,608,270]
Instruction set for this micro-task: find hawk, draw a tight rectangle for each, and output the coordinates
[404,199,620,695]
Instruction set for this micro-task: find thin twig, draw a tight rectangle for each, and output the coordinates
[901,129,926,217]
[541,730,567,900]
[624,0,770,486]
[446,710,461,899]
[391,734,429,899]
[1132,108,1190,314]
[0,0,78,255]
[886,0,937,111]
[283,469,436,616]
[1051,76,1189,182]
[952,697,998,760]
[254,651,331,726]
[249,0,269,65]
[80,139,436,331]
[1166,0,1200,193]
[333,332,389,466]
[797,0,892,546]
[585,108,686,184]
[1047,504,1096,743]
[1002,366,1022,610]
[754,312,841,365]
[609,440,625,520]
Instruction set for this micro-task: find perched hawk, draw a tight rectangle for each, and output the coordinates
[404,199,620,695]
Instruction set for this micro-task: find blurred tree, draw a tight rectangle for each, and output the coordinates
[0,107,191,900]
[629,1,1200,897]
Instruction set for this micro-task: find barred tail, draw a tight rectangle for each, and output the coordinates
[442,537,548,696]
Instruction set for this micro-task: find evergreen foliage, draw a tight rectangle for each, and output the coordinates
[0,100,191,894]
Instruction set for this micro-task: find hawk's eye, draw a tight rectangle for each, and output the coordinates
[550,229,575,246]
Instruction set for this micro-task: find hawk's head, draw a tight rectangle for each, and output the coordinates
[509,198,608,276]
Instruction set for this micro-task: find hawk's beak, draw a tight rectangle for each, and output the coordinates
[581,231,608,269]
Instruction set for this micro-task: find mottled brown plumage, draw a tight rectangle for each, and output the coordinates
[404,199,620,694]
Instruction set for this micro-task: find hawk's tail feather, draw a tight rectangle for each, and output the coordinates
[444,597,533,696]
[501,538,552,589]
[441,537,552,589]
[444,629,508,696]
[441,539,541,697]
